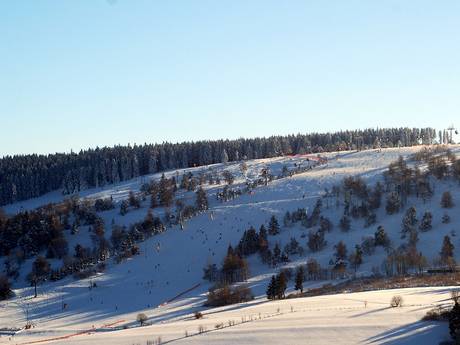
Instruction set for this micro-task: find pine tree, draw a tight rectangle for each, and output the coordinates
[401,206,417,237]
[334,241,348,262]
[349,245,363,271]
[294,266,304,293]
[441,191,454,208]
[386,192,401,215]
[440,235,455,265]
[374,225,390,247]
[449,301,460,342]
[419,211,432,231]
[195,187,209,211]
[275,272,287,299]
[266,275,277,300]
[268,215,280,235]
[221,149,229,164]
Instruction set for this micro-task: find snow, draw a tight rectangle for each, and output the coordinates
[1,145,460,344]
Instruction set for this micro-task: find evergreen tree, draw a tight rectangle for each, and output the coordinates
[401,206,417,237]
[349,245,363,271]
[449,301,460,342]
[275,272,287,299]
[294,266,304,293]
[307,230,327,252]
[268,215,280,235]
[441,191,454,208]
[266,275,277,300]
[386,192,401,215]
[374,225,390,247]
[0,275,12,300]
[419,211,433,231]
[334,241,348,262]
[440,235,455,265]
[195,187,209,211]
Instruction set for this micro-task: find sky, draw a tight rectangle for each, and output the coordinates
[1,1,459,156]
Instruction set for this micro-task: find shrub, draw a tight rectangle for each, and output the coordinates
[422,307,450,321]
[206,283,253,307]
[136,313,148,326]
[194,311,203,319]
[390,295,403,307]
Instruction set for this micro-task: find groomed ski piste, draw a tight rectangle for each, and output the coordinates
[1,145,460,345]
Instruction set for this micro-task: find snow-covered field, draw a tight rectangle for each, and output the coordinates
[1,286,454,344]
[1,145,460,344]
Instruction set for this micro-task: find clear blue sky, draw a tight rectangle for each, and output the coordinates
[1,1,459,156]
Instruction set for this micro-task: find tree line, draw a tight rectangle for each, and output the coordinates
[0,127,436,206]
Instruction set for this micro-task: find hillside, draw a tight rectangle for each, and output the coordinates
[1,145,460,344]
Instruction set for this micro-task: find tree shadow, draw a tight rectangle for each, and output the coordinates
[365,321,449,344]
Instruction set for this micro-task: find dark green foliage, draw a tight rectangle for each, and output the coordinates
[195,187,209,211]
[267,272,288,300]
[419,211,433,231]
[0,128,436,206]
[266,275,277,300]
[349,245,363,271]
[28,256,51,285]
[374,225,390,247]
[319,216,333,232]
[307,230,327,252]
[386,192,401,215]
[401,206,417,237]
[334,241,348,262]
[237,227,260,256]
[449,302,460,342]
[440,236,455,266]
[268,215,280,235]
[441,191,454,208]
[442,213,451,224]
[0,275,12,300]
[294,266,304,293]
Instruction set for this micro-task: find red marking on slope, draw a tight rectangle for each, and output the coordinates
[17,319,125,345]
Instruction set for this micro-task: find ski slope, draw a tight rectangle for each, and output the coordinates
[1,145,460,344]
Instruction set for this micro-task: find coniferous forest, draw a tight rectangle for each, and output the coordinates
[0,128,436,206]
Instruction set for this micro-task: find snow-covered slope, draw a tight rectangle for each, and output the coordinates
[1,145,460,344]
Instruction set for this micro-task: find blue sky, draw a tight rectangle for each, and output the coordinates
[1,1,459,156]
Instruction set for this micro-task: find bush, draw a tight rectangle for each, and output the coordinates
[206,284,253,307]
[136,313,148,326]
[422,307,450,321]
[194,311,203,319]
[390,295,403,307]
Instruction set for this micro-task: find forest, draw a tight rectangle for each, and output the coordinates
[0,127,437,206]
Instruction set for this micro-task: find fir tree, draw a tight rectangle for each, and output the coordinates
[275,272,287,299]
[294,266,304,293]
[195,187,209,211]
[419,211,433,231]
[266,275,277,300]
[440,235,455,265]
[401,206,417,237]
[441,191,454,208]
[374,225,390,247]
[268,215,280,235]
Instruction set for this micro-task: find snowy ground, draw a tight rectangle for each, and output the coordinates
[1,286,454,344]
[1,145,460,344]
